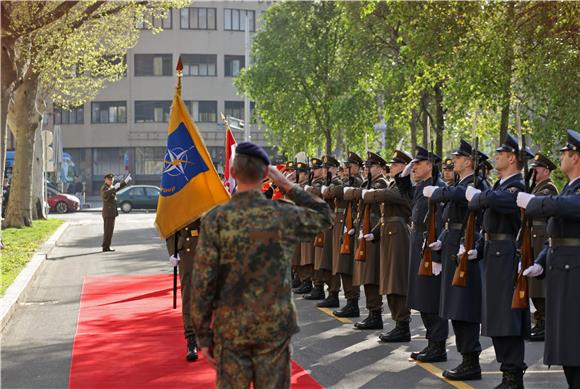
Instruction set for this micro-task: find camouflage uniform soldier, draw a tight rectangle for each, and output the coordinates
[527,153,558,342]
[191,142,332,389]
[166,220,200,362]
[332,153,364,318]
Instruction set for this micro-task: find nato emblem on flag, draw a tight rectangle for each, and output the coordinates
[161,122,209,197]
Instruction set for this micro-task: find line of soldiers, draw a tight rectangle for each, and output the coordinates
[285,129,580,389]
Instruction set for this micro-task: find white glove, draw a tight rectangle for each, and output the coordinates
[169,254,180,267]
[422,185,438,198]
[432,262,442,276]
[467,249,477,260]
[523,263,544,277]
[457,244,466,257]
[343,186,353,195]
[465,186,481,202]
[401,163,413,177]
[364,233,374,241]
[518,261,522,273]
[124,173,132,183]
[428,240,442,251]
[362,188,376,199]
[113,182,121,190]
[517,192,535,209]
[348,228,355,236]
[304,185,312,191]
[358,230,364,240]
[321,185,329,195]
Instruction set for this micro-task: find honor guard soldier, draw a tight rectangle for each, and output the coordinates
[364,149,413,342]
[191,142,332,389]
[466,133,532,388]
[396,146,448,362]
[442,157,456,185]
[316,155,344,308]
[332,153,364,317]
[301,157,328,300]
[100,173,131,252]
[423,140,490,380]
[348,152,389,330]
[525,153,558,342]
[166,220,201,362]
[519,130,580,389]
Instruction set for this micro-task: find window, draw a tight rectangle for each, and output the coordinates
[91,102,127,124]
[129,187,145,197]
[134,54,173,76]
[136,147,165,175]
[185,101,217,123]
[145,187,160,197]
[181,54,217,77]
[224,55,245,77]
[93,148,130,176]
[180,7,216,30]
[224,9,255,32]
[138,9,173,29]
[225,101,244,120]
[55,105,84,125]
[134,101,171,123]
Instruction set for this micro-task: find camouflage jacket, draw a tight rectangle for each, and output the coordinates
[191,185,333,347]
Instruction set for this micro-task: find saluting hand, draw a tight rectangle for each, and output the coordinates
[268,165,293,193]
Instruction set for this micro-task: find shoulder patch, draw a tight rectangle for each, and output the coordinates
[507,186,519,193]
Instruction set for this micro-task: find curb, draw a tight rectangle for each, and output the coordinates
[0,221,70,331]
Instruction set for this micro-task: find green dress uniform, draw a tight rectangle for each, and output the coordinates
[100,178,127,251]
[191,184,332,389]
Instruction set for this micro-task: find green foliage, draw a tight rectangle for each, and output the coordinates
[1,219,63,295]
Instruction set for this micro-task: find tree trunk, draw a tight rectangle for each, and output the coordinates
[434,82,445,158]
[410,109,418,151]
[4,73,41,228]
[31,126,46,220]
[325,128,331,155]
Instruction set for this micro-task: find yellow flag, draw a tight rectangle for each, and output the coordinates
[155,91,230,239]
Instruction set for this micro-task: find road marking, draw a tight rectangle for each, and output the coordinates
[317,307,353,324]
[415,361,475,389]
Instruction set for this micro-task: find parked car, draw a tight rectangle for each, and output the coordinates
[47,187,80,214]
[116,185,160,213]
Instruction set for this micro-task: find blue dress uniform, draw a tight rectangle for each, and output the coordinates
[430,140,490,380]
[396,146,448,362]
[525,130,580,389]
[468,133,531,387]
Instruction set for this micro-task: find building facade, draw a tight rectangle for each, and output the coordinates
[52,1,273,194]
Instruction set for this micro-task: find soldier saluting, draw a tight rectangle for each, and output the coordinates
[518,130,580,389]
[100,173,131,252]
[191,142,332,389]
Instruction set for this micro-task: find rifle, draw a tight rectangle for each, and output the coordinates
[340,157,355,255]
[512,104,533,309]
[453,114,480,286]
[354,170,372,261]
[418,118,438,276]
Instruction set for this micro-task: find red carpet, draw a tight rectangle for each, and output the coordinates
[69,274,322,389]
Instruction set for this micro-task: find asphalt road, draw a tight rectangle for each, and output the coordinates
[0,213,569,389]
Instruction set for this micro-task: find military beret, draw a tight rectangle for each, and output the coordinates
[322,155,340,168]
[365,151,387,167]
[411,145,441,164]
[104,173,115,179]
[235,142,270,165]
[561,129,580,152]
[347,152,364,166]
[390,149,413,164]
[530,153,557,171]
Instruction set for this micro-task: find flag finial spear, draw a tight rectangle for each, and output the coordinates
[176,56,183,96]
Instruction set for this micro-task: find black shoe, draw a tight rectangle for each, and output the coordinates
[494,370,524,389]
[379,320,411,343]
[293,281,313,294]
[102,247,115,252]
[333,300,360,318]
[410,346,428,360]
[529,320,545,342]
[186,337,198,362]
[317,294,339,308]
[416,340,447,362]
[443,353,481,381]
[354,310,383,330]
[303,286,325,300]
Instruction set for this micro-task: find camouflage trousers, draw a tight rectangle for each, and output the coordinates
[214,337,291,389]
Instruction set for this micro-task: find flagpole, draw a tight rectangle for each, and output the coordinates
[172,56,183,310]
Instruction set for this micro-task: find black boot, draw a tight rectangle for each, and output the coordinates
[443,352,481,381]
[317,292,339,308]
[186,336,198,362]
[410,345,429,360]
[529,319,545,342]
[494,370,524,389]
[379,320,411,342]
[416,340,447,362]
[333,299,360,317]
[303,285,325,300]
[293,281,313,294]
[354,310,383,330]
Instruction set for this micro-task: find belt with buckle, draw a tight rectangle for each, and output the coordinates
[383,216,407,224]
[549,238,580,247]
[445,222,463,231]
[485,233,515,241]
[532,220,547,227]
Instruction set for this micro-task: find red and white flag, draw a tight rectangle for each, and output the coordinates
[224,127,237,194]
